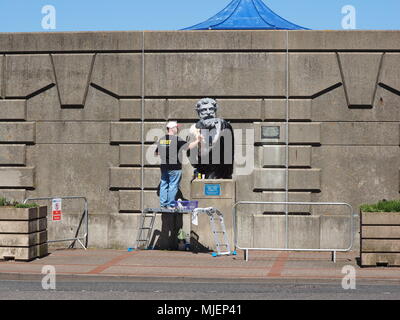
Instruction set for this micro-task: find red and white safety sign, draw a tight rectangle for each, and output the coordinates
[52,198,62,221]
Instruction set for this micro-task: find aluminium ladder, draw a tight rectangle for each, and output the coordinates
[193,207,234,257]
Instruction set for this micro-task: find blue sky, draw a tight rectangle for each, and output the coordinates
[0,0,399,32]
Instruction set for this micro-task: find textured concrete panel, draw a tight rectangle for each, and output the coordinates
[91,53,142,97]
[289,53,342,97]
[5,55,55,98]
[338,53,382,107]
[259,146,311,168]
[312,84,400,122]
[320,122,399,146]
[145,99,263,121]
[144,30,287,51]
[362,226,400,238]
[52,54,94,106]
[0,168,34,188]
[236,192,312,215]
[253,215,285,248]
[254,122,320,145]
[144,100,167,120]
[27,86,120,121]
[0,55,2,97]
[0,122,35,143]
[0,243,47,261]
[119,99,141,120]
[0,100,26,120]
[0,32,142,52]
[320,215,351,250]
[110,122,141,144]
[290,123,321,145]
[119,145,142,166]
[361,253,400,267]
[0,218,46,233]
[0,207,46,220]
[288,216,320,249]
[289,169,321,191]
[27,144,119,215]
[108,213,138,249]
[264,100,312,121]
[311,146,400,216]
[36,122,110,144]
[0,231,47,247]
[0,145,25,165]
[253,168,321,191]
[109,168,141,189]
[362,239,400,252]
[0,190,26,203]
[143,190,159,209]
[288,31,400,51]
[362,212,400,225]
[235,213,253,248]
[379,53,400,91]
[46,213,108,249]
[218,100,262,120]
[143,168,160,189]
[145,53,286,97]
[119,190,141,212]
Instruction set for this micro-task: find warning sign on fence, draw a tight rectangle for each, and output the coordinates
[52,198,62,221]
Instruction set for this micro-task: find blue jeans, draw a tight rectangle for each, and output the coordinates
[160,170,182,207]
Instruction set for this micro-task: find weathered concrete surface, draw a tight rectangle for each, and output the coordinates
[0,206,46,220]
[0,231,47,247]
[0,30,398,250]
[0,218,46,234]
[0,145,26,166]
[51,54,94,106]
[144,53,286,97]
[0,243,48,261]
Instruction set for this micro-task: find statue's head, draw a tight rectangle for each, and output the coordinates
[195,98,218,121]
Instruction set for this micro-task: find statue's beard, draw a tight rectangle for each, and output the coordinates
[200,118,218,128]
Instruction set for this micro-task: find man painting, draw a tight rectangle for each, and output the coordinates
[155,121,202,209]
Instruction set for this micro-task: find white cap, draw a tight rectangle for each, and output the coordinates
[166,121,179,129]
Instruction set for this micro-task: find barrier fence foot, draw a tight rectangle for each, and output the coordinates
[244,249,249,262]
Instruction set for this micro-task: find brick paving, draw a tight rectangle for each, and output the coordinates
[0,248,399,281]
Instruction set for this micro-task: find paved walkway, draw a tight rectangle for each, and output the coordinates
[0,248,400,282]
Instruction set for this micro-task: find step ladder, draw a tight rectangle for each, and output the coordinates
[193,207,236,257]
[130,207,192,251]
[133,209,157,250]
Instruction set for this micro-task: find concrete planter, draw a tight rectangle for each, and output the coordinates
[0,206,48,261]
[361,211,400,267]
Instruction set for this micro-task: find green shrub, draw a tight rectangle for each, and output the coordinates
[14,203,39,208]
[360,200,400,212]
[0,197,38,208]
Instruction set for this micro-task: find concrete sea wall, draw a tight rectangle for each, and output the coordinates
[0,30,399,250]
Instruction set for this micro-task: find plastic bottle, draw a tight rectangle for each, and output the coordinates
[185,234,191,251]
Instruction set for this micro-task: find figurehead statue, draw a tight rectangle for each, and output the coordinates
[188,98,234,179]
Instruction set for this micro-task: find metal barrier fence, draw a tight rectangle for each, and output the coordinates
[232,201,355,262]
[24,196,88,250]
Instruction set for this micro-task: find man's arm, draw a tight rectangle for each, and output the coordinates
[187,134,203,150]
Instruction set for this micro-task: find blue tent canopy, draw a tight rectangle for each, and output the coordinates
[182,0,308,30]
